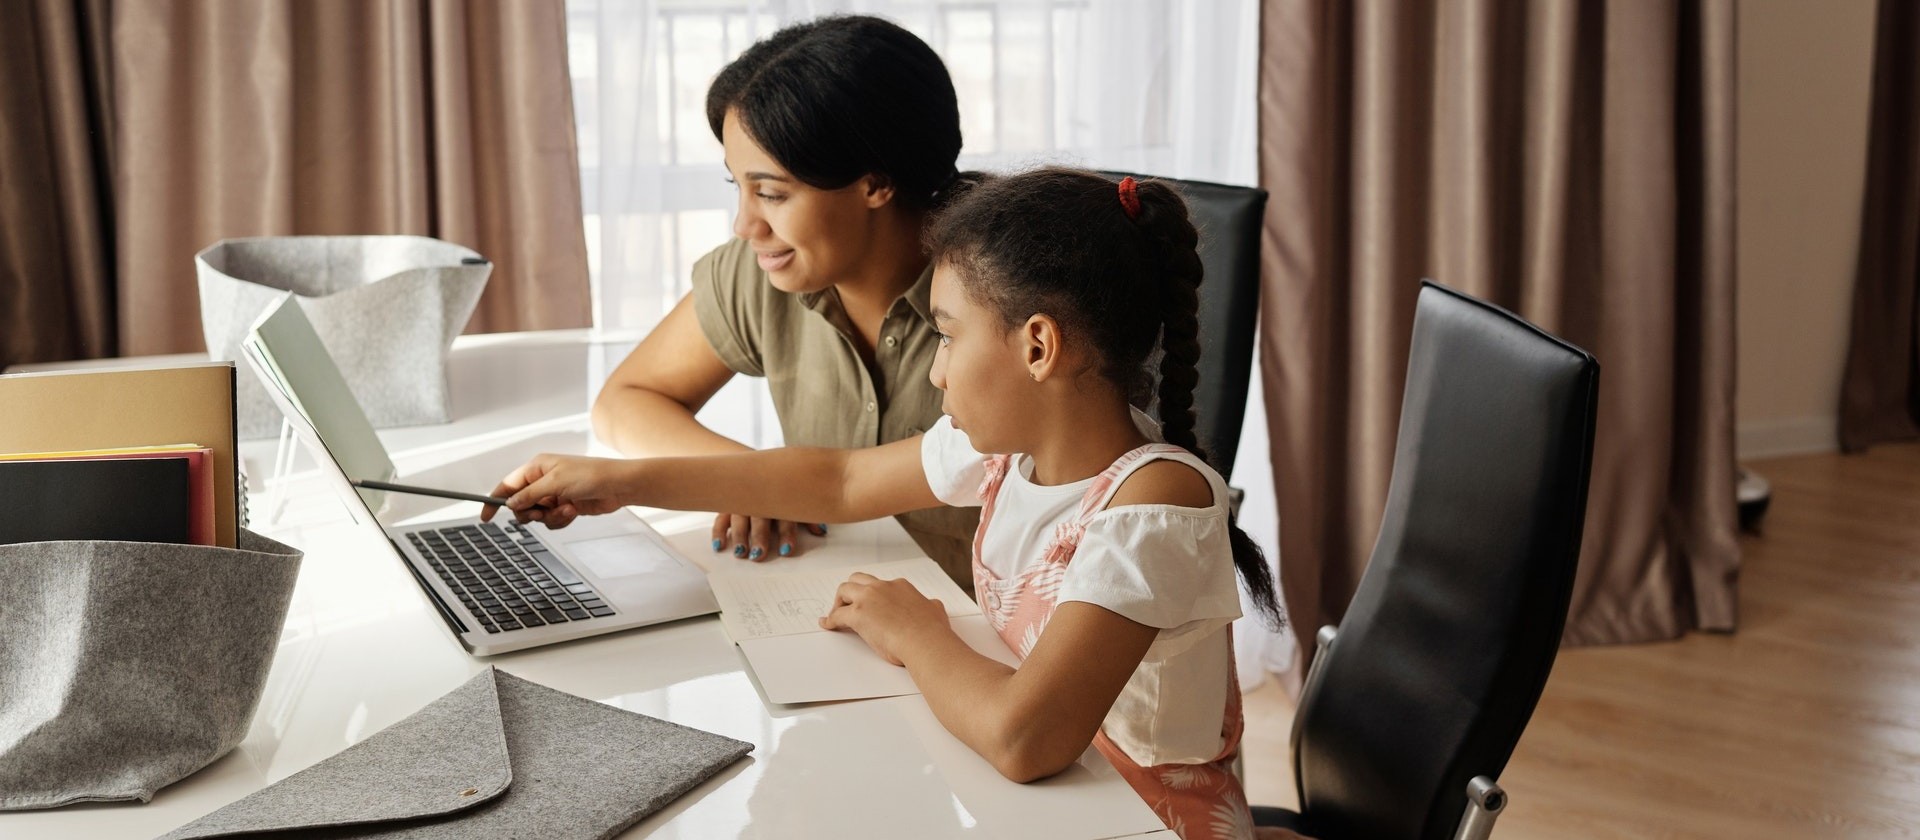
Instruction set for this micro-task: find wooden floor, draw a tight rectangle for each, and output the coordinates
[1240,441,1920,838]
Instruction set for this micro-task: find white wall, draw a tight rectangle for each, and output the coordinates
[1735,0,1878,459]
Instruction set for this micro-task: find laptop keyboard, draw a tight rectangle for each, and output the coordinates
[407,521,616,634]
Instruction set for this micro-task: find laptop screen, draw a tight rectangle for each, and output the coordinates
[240,295,400,523]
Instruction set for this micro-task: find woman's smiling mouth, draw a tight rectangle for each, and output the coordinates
[756,249,795,272]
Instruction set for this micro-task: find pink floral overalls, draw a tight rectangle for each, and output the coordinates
[972,444,1253,840]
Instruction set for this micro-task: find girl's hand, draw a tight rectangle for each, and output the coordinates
[481,454,637,528]
[818,572,952,666]
[711,515,830,561]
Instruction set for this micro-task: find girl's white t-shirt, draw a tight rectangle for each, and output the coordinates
[919,414,1244,766]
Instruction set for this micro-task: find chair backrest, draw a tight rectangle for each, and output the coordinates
[1289,281,1600,840]
[1103,172,1266,480]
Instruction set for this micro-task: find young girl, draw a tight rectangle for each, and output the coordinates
[486,168,1284,840]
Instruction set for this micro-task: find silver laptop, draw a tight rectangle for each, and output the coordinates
[240,295,718,656]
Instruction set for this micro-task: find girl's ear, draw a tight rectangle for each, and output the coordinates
[1021,314,1063,382]
[862,173,897,209]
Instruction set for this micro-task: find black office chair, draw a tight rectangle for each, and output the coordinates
[1103,171,1266,482]
[1252,281,1600,840]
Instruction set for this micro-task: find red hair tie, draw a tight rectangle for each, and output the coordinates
[1117,176,1141,220]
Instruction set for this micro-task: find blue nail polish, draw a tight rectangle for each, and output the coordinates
[734,545,746,558]
[818,523,829,534]
[712,538,723,551]
[780,543,792,556]
[750,547,763,560]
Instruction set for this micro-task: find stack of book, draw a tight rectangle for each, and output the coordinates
[0,364,239,548]
[0,445,216,546]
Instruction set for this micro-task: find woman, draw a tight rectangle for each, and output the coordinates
[590,15,979,584]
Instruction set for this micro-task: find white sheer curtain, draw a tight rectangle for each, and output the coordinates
[567,0,1291,687]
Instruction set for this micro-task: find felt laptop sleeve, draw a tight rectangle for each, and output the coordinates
[158,668,753,840]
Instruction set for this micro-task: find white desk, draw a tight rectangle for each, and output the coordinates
[2,331,1170,840]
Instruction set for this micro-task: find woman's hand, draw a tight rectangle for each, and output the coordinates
[480,454,639,528]
[817,572,954,665]
[712,515,830,561]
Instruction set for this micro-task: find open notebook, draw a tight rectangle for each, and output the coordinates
[707,557,1020,704]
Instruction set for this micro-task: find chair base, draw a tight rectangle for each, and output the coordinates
[1250,805,1309,831]
[1249,775,1507,839]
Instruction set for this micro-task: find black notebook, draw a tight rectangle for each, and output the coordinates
[0,458,192,545]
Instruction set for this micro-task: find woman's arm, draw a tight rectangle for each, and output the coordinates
[591,294,748,457]
[484,434,940,528]
[591,294,828,558]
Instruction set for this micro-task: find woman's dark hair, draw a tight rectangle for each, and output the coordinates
[927,167,1284,627]
[707,15,966,210]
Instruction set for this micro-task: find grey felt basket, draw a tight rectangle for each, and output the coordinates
[197,236,490,439]
[0,529,303,810]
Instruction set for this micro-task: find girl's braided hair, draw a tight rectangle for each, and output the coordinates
[927,167,1282,626]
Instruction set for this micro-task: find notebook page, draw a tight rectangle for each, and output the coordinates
[708,557,979,642]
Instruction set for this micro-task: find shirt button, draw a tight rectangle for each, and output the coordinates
[865,401,876,413]
[884,335,898,348]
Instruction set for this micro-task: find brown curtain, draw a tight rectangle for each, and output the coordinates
[1840,0,1920,451]
[1257,0,1739,659]
[1,0,588,362]
[114,0,590,355]
[0,0,117,368]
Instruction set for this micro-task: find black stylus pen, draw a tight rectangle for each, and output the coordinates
[351,479,510,507]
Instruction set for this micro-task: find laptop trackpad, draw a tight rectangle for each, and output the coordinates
[566,535,680,580]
